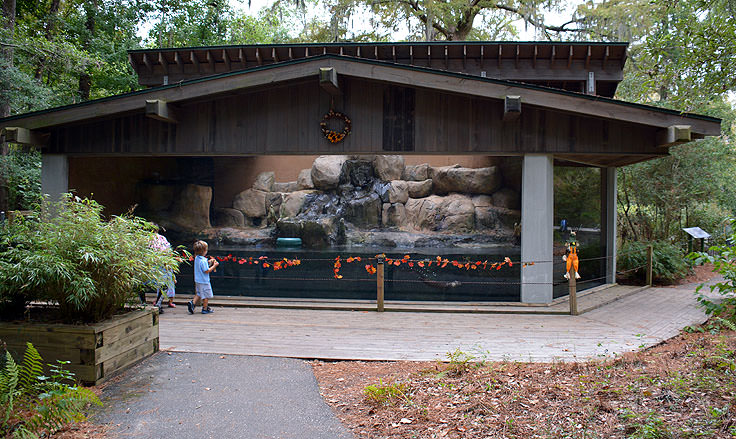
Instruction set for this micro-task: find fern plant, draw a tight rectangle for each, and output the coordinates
[0,343,101,438]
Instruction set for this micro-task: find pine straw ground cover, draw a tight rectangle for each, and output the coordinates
[313,323,736,439]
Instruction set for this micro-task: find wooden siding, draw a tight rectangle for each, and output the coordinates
[46,77,661,163]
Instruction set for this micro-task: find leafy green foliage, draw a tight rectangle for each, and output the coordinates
[0,146,42,211]
[363,379,410,405]
[618,241,691,284]
[0,194,183,322]
[689,224,736,321]
[0,342,101,439]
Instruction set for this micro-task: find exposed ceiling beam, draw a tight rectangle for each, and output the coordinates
[142,53,153,73]
[503,95,521,122]
[145,99,178,124]
[656,125,691,147]
[1,127,49,146]
[319,67,341,96]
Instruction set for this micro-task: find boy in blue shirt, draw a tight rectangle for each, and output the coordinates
[187,240,219,315]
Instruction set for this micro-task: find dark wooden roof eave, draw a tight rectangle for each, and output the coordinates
[0,54,721,139]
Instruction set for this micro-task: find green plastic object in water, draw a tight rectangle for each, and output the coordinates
[276,237,302,247]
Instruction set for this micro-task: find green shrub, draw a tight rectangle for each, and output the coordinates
[0,194,183,322]
[618,241,692,284]
[1,342,101,438]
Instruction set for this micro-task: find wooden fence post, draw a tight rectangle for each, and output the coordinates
[568,266,578,316]
[376,255,385,312]
[646,245,653,286]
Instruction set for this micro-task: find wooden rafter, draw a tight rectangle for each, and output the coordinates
[272,48,279,63]
[550,46,556,67]
[158,53,168,76]
[319,67,340,96]
[255,48,262,65]
[515,45,520,69]
[142,53,153,73]
[190,51,200,73]
[174,51,184,74]
[238,48,245,65]
[567,46,573,68]
[532,45,537,68]
[222,49,231,70]
[603,46,609,70]
[1,127,48,146]
[206,50,215,72]
[497,44,502,69]
[585,45,591,70]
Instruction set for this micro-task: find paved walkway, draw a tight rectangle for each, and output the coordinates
[94,353,353,439]
[160,283,713,362]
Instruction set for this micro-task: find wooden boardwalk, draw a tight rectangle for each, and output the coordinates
[159,284,710,362]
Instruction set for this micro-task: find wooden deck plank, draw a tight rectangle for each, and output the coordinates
[156,284,709,362]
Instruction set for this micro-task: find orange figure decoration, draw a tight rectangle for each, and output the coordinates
[563,231,581,280]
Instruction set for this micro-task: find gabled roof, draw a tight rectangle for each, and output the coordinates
[128,41,629,97]
[0,54,721,137]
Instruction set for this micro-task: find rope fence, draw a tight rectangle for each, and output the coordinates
[185,244,654,316]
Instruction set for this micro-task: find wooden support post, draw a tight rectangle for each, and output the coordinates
[376,255,385,312]
[646,245,653,286]
[568,266,578,316]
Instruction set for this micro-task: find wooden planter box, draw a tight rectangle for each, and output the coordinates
[0,307,159,385]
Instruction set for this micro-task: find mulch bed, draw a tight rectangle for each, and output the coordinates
[313,265,734,438]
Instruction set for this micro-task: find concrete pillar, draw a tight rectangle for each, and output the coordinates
[603,167,617,283]
[521,154,554,303]
[41,154,68,203]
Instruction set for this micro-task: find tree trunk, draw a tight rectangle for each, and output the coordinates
[34,0,61,80]
[0,0,16,215]
[78,1,97,101]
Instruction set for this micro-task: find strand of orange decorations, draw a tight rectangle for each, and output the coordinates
[332,254,533,278]
[184,253,301,271]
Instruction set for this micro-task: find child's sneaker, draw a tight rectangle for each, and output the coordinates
[187,301,194,314]
[201,308,212,314]
[168,303,176,308]
[206,307,214,313]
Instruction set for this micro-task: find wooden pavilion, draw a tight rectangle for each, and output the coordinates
[0,42,721,303]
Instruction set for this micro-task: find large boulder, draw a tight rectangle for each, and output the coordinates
[311,155,348,190]
[280,191,311,218]
[169,184,212,231]
[275,218,303,238]
[233,189,267,218]
[137,183,176,212]
[427,164,460,180]
[345,193,381,227]
[272,181,298,193]
[212,208,245,228]
[387,180,409,204]
[475,206,520,231]
[382,203,406,227]
[405,194,475,233]
[301,217,337,248]
[403,163,429,181]
[492,188,520,210]
[407,179,432,199]
[471,194,493,208]
[432,166,502,195]
[252,171,275,192]
[373,155,405,181]
[344,159,374,188]
[297,169,314,189]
